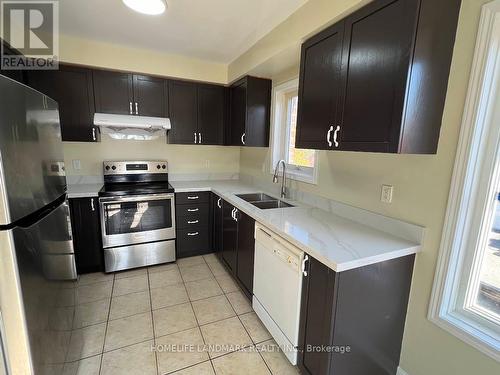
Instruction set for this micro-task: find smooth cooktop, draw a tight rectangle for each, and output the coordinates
[99,182,175,197]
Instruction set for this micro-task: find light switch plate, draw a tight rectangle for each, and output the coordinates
[72,159,81,170]
[381,184,393,203]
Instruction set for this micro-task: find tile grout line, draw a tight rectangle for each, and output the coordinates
[208,255,274,374]
[99,272,115,375]
[146,266,160,375]
[177,257,215,374]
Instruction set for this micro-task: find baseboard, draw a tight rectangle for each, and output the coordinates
[397,367,410,375]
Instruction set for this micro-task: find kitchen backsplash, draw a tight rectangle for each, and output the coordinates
[63,135,241,179]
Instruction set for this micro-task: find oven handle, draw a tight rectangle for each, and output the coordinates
[99,193,175,204]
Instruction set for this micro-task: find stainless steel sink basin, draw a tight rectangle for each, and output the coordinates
[236,193,275,202]
[250,200,294,209]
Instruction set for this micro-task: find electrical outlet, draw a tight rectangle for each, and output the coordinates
[381,184,393,203]
[72,159,81,170]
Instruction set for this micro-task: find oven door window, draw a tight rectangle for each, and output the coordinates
[103,199,173,235]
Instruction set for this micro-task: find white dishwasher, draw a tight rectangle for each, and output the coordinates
[252,223,305,365]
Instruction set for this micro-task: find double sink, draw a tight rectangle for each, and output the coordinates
[236,193,294,210]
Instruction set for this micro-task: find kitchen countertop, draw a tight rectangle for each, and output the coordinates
[67,183,103,199]
[171,180,424,272]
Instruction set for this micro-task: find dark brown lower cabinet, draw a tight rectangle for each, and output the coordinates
[221,200,237,272]
[235,210,255,297]
[175,192,212,258]
[69,197,103,274]
[217,196,255,298]
[212,193,224,261]
[298,255,415,375]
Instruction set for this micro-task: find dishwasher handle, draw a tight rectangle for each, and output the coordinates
[301,254,309,277]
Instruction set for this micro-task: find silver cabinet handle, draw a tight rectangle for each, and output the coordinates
[199,132,202,144]
[194,132,197,144]
[302,254,309,277]
[333,126,340,148]
[234,208,238,222]
[187,220,199,224]
[241,133,245,145]
[231,207,236,220]
[187,208,199,212]
[91,198,95,211]
[187,196,199,200]
[92,128,96,141]
[327,126,333,147]
[187,232,199,236]
[135,102,139,115]
[129,102,133,115]
[217,198,222,208]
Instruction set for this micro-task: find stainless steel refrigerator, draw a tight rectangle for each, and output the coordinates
[0,76,77,374]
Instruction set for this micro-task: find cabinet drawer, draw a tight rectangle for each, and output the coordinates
[176,214,210,229]
[176,191,210,205]
[177,227,211,258]
[176,202,209,218]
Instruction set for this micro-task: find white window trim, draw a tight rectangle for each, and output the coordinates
[428,1,500,362]
[270,78,319,185]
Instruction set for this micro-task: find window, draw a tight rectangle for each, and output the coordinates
[429,1,500,361]
[271,79,317,184]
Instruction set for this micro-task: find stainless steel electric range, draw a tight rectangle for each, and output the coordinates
[99,161,176,272]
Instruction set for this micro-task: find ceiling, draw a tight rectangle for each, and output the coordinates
[59,0,307,64]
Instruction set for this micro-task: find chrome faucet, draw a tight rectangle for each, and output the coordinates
[273,160,287,199]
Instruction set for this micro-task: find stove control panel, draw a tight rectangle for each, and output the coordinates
[103,161,168,175]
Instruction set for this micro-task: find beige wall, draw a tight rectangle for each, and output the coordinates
[63,137,240,177]
[236,0,500,374]
[60,34,227,84]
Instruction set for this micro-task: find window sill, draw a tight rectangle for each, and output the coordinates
[429,311,500,362]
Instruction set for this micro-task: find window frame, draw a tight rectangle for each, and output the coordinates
[428,1,500,362]
[270,78,318,184]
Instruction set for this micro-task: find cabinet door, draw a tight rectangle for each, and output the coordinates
[168,80,198,144]
[26,66,97,142]
[236,210,255,297]
[245,77,271,147]
[298,257,337,375]
[198,84,224,145]
[339,0,419,152]
[221,201,237,272]
[133,74,166,117]
[295,22,344,150]
[213,194,224,260]
[93,70,134,115]
[229,81,246,146]
[69,197,103,274]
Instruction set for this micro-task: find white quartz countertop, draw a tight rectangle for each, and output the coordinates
[67,183,103,199]
[171,180,423,272]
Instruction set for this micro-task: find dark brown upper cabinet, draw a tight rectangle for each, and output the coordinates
[93,70,134,115]
[229,76,272,147]
[295,0,462,154]
[93,70,167,117]
[169,80,226,145]
[132,74,167,117]
[26,65,98,142]
[168,80,198,144]
[197,83,225,145]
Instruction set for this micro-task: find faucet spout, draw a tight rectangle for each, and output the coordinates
[273,160,287,199]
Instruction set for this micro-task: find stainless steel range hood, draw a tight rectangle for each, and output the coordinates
[94,113,171,140]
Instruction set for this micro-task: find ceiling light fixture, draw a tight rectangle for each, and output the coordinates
[122,0,167,15]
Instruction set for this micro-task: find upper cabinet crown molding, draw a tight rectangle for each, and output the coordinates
[295,0,462,154]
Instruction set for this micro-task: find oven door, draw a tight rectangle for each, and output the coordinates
[99,193,176,248]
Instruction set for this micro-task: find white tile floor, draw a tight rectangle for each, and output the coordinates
[62,253,300,375]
